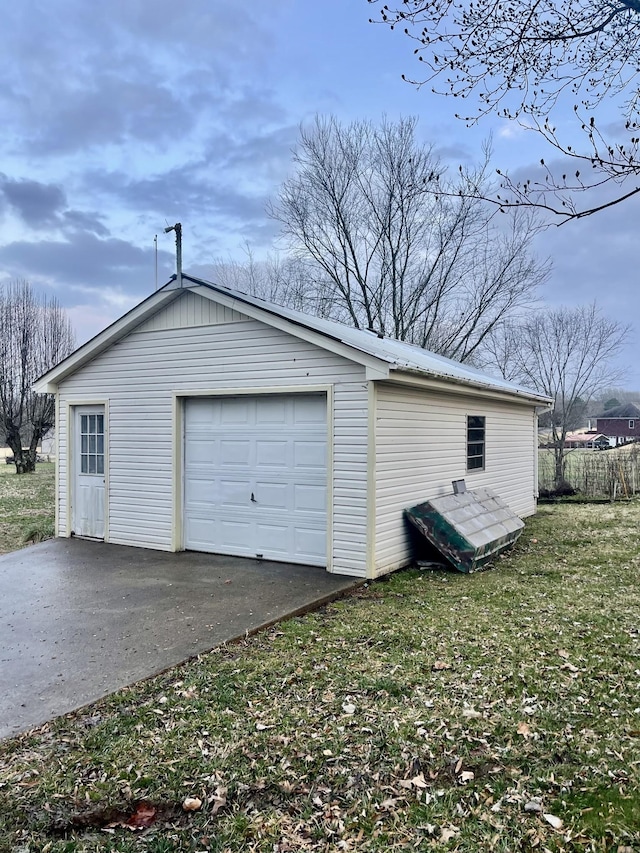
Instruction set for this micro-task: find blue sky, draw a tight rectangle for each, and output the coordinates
[1,0,637,388]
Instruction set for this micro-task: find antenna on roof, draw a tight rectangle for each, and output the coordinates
[154,234,158,290]
[164,222,182,288]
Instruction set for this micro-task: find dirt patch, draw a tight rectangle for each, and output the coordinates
[49,799,188,836]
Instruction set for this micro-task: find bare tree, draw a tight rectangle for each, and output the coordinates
[370,0,640,222]
[266,116,548,361]
[0,281,75,474]
[482,305,630,488]
[211,247,334,318]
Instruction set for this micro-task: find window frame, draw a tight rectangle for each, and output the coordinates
[629,419,635,430]
[466,415,486,472]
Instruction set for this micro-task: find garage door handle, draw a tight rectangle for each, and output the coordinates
[250,492,257,503]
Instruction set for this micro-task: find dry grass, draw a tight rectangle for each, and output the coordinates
[0,501,638,851]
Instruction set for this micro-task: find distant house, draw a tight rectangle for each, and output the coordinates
[596,403,640,446]
[563,430,610,450]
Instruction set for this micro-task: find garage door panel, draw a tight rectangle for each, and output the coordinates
[184,394,327,566]
[219,519,253,548]
[293,483,326,512]
[294,395,326,423]
[185,437,219,465]
[255,522,291,553]
[219,440,252,466]
[184,475,219,503]
[255,481,288,509]
[256,440,288,468]
[187,398,216,426]
[294,440,326,469]
[220,397,251,425]
[220,479,251,507]
[294,527,326,559]
[256,397,288,424]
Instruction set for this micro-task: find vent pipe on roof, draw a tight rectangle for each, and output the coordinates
[164,222,182,288]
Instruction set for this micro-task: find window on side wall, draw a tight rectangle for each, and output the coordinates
[467,415,485,471]
[629,419,635,430]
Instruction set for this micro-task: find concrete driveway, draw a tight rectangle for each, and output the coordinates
[0,539,359,740]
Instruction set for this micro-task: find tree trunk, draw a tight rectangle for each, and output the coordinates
[554,449,565,490]
[6,433,37,474]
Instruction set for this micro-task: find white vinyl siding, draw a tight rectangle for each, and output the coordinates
[332,383,369,575]
[374,382,537,576]
[56,404,69,535]
[136,291,248,332]
[56,313,368,576]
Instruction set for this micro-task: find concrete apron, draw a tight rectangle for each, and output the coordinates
[0,538,359,740]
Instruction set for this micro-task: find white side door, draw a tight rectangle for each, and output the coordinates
[73,406,106,539]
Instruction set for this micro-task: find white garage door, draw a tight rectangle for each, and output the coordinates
[184,394,327,566]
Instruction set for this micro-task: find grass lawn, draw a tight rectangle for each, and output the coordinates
[1,503,639,851]
[0,462,55,554]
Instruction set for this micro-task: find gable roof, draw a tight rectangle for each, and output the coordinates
[596,402,640,419]
[563,430,609,444]
[35,274,550,404]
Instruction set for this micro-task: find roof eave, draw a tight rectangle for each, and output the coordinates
[388,365,553,406]
[187,281,392,378]
[33,286,181,393]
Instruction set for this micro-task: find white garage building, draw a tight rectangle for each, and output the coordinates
[35,275,549,578]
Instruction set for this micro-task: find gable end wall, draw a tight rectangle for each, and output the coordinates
[56,310,369,577]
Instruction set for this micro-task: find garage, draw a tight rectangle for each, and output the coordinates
[183,393,328,565]
[36,274,549,578]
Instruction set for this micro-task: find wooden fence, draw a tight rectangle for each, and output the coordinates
[538,445,640,499]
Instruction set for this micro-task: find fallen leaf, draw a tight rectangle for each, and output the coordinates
[458,770,475,783]
[433,660,452,671]
[462,708,482,718]
[517,721,532,738]
[342,702,356,715]
[557,649,570,659]
[543,812,563,830]
[123,801,157,829]
[182,797,202,812]
[210,787,227,815]
[561,662,579,673]
[524,800,543,813]
[440,825,460,842]
[379,797,402,809]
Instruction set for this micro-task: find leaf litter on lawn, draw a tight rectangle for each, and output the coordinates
[0,501,639,851]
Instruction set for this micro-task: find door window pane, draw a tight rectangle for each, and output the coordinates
[79,410,105,476]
